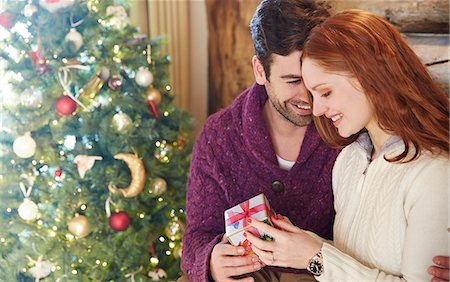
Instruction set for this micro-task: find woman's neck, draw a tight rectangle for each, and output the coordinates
[367,124,392,160]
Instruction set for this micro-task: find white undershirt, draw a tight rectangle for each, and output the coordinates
[276,155,295,171]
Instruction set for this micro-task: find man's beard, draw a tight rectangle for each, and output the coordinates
[270,99,312,127]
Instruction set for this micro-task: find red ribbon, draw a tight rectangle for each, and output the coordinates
[226,200,267,232]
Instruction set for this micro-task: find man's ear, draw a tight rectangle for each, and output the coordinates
[252,55,267,85]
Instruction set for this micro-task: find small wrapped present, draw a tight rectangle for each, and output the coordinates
[224,193,275,253]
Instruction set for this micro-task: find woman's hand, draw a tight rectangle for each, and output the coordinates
[244,215,323,269]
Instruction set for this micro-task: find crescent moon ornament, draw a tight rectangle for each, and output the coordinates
[108,153,146,198]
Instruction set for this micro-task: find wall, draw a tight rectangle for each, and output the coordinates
[206,0,449,113]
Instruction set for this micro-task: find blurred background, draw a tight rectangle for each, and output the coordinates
[130,0,449,135]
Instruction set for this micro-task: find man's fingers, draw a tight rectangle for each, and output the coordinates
[221,233,229,243]
[431,277,447,282]
[224,262,262,278]
[218,254,259,267]
[215,242,246,256]
[429,265,450,281]
[433,256,450,268]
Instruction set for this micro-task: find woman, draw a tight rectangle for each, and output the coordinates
[245,9,449,281]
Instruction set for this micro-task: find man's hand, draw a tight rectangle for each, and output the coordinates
[429,256,449,282]
[210,235,263,282]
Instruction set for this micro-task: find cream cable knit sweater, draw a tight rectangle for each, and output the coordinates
[318,134,448,281]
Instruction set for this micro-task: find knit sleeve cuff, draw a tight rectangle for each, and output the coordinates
[316,243,379,281]
[185,234,223,282]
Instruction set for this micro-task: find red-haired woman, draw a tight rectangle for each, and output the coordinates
[245,9,449,282]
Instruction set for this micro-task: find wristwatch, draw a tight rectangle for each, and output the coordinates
[307,250,324,276]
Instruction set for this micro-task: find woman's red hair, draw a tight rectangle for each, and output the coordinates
[302,9,449,162]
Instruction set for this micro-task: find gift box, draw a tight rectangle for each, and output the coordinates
[224,193,275,253]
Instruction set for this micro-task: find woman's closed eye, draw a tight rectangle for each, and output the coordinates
[321,91,331,98]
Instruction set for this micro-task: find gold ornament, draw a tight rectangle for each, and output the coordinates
[78,69,108,103]
[108,153,146,198]
[68,215,91,238]
[145,87,162,105]
[150,177,167,195]
[165,217,184,240]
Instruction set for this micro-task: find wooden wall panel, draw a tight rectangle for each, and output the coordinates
[328,0,449,33]
[206,0,449,113]
[205,0,260,113]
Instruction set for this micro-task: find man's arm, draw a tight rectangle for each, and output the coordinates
[181,123,263,281]
[429,256,449,282]
[181,127,228,281]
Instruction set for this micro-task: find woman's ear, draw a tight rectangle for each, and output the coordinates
[252,55,267,85]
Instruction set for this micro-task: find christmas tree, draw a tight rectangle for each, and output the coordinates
[0,0,193,281]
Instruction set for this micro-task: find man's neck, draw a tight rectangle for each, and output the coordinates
[263,101,308,162]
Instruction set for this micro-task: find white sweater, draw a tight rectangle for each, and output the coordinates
[317,134,449,282]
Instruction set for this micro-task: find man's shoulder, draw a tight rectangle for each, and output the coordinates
[202,85,256,133]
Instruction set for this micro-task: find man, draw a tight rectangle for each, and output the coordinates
[181,1,449,281]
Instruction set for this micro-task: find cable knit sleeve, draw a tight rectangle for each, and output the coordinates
[317,155,448,282]
[181,120,229,282]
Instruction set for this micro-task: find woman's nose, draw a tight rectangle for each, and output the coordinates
[312,99,327,117]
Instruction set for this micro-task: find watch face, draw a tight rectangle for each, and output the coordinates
[307,259,323,276]
[308,261,323,275]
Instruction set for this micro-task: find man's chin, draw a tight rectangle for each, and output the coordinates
[289,115,312,127]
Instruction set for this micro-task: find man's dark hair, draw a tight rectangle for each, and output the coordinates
[250,0,330,79]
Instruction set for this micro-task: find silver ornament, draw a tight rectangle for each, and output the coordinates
[112,112,132,133]
[135,68,153,87]
[65,28,83,50]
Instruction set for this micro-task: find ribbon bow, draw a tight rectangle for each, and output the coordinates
[226,200,267,235]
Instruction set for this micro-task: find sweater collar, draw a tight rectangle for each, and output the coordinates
[354,132,404,159]
[241,83,323,167]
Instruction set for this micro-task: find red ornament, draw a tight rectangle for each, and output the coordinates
[55,169,63,177]
[0,12,13,30]
[55,96,77,116]
[109,211,131,231]
[108,75,123,90]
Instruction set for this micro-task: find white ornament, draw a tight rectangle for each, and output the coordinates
[23,3,38,17]
[148,268,167,281]
[21,88,43,109]
[135,68,154,87]
[105,6,128,28]
[39,0,76,13]
[28,256,53,280]
[112,112,133,133]
[18,198,38,221]
[65,28,83,50]
[13,132,36,159]
[74,155,102,178]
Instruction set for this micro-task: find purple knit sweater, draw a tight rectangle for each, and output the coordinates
[181,83,339,281]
